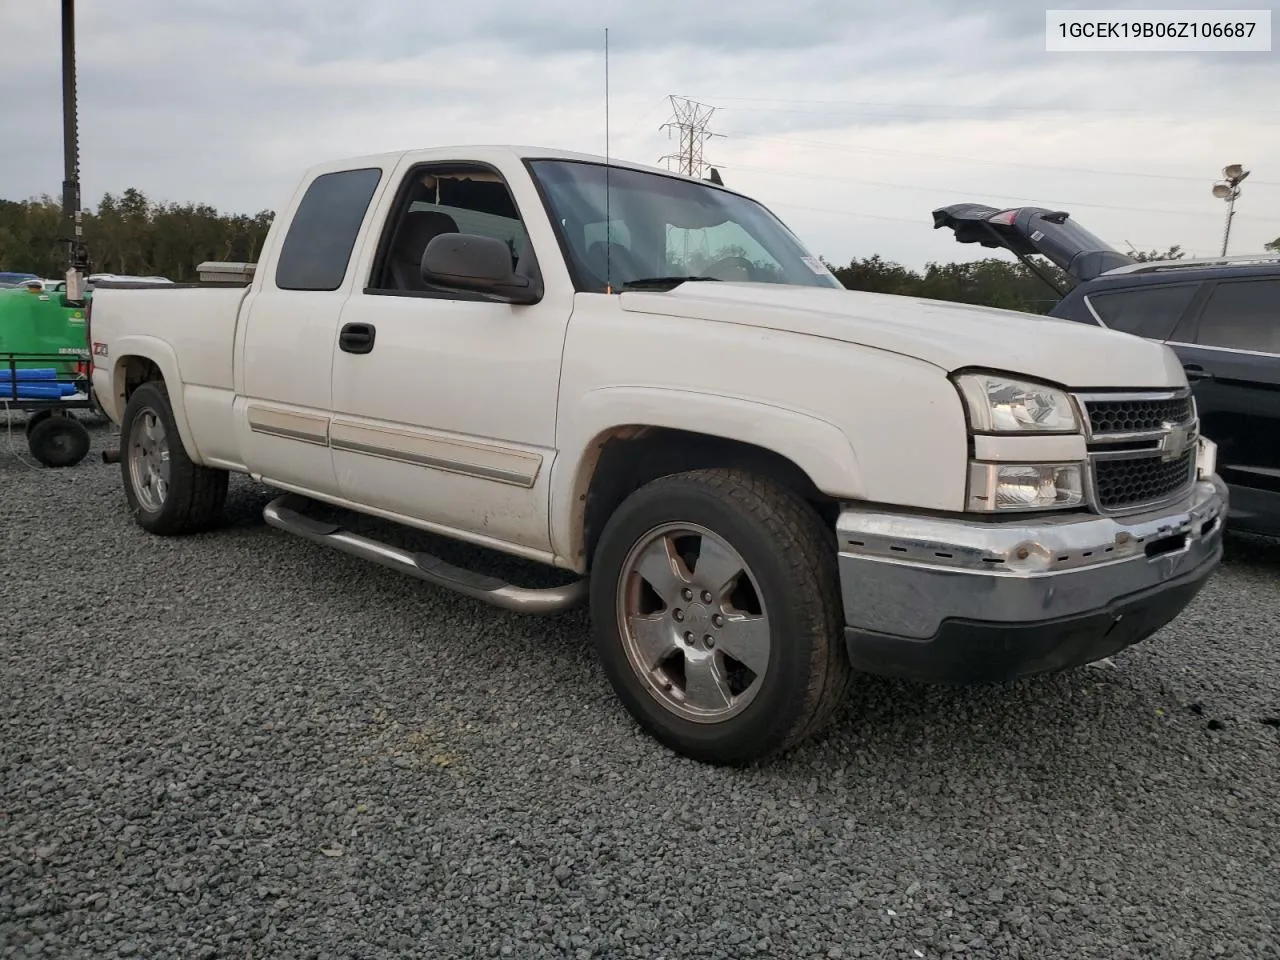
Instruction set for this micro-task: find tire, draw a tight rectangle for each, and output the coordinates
[120,380,229,535]
[589,468,851,766]
[27,413,91,467]
[24,409,53,439]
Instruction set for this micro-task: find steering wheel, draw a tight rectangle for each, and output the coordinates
[702,255,754,281]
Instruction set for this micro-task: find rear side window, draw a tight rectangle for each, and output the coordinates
[1085,283,1198,340]
[275,168,382,291]
[1192,278,1280,353]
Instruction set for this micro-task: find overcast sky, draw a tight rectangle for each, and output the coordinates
[3,0,1277,269]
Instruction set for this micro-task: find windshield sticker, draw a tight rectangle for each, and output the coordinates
[801,256,829,275]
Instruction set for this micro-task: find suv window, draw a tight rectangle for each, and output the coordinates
[275,167,383,291]
[1085,283,1197,340]
[1191,278,1280,353]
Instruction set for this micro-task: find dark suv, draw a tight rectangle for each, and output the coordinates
[933,202,1280,538]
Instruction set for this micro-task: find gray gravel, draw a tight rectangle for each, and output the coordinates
[2,416,1278,960]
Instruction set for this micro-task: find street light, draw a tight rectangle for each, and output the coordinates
[1212,163,1249,257]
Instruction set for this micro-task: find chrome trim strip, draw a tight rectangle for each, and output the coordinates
[251,424,331,446]
[329,420,543,488]
[244,404,544,487]
[1082,295,1109,328]
[246,405,331,445]
[1165,340,1280,360]
[329,436,537,487]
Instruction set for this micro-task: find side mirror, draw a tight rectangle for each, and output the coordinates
[421,233,543,305]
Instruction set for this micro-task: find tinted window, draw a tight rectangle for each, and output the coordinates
[1086,283,1197,339]
[275,168,382,291]
[1192,279,1280,353]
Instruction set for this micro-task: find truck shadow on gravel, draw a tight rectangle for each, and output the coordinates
[214,476,1277,771]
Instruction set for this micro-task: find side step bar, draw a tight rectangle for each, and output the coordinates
[262,494,587,616]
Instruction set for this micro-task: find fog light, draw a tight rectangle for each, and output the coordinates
[967,462,1084,512]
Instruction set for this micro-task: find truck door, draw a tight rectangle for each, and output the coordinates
[328,157,573,556]
[233,164,388,497]
[1168,275,1280,527]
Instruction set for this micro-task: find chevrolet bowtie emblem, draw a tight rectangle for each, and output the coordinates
[1158,420,1190,462]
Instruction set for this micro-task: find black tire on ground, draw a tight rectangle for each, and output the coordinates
[24,409,54,439]
[588,467,851,766]
[26,413,91,467]
[120,380,229,535]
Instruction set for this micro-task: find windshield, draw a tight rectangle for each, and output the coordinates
[526,159,842,293]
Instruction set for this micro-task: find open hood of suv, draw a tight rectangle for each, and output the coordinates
[931,203,1136,284]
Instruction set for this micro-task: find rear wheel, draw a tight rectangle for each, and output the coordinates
[26,413,91,467]
[24,410,53,439]
[589,468,851,765]
[121,381,228,535]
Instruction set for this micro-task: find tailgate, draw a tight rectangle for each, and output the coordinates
[932,202,1135,283]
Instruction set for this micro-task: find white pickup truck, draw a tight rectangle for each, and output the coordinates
[87,145,1226,765]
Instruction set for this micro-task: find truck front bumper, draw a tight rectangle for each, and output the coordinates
[837,476,1227,685]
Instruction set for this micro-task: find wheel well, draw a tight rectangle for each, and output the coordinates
[579,426,839,570]
[117,356,164,407]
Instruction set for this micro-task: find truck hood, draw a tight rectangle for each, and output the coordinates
[618,281,1185,390]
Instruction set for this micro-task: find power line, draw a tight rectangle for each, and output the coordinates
[716,161,1270,220]
[718,130,1280,188]
[679,93,1280,121]
[658,96,722,178]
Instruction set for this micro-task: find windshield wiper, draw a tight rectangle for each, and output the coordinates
[618,276,721,292]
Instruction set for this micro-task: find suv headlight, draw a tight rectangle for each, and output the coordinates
[955,373,1079,433]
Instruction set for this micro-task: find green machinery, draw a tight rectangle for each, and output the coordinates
[0,279,96,467]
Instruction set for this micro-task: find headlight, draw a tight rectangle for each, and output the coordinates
[968,462,1084,512]
[955,373,1079,433]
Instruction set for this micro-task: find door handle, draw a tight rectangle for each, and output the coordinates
[1182,363,1213,382]
[339,322,376,354]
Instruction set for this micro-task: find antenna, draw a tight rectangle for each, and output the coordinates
[603,27,613,295]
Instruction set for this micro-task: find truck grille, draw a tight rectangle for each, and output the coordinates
[1085,395,1194,436]
[1092,450,1196,511]
[1074,390,1198,514]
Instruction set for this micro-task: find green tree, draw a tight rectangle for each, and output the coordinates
[828,254,1066,314]
[0,189,275,280]
[1125,244,1185,262]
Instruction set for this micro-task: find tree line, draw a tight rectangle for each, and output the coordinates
[0,189,273,282]
[0,189,1275,309]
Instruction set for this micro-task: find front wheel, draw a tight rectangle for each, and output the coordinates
[589,468,851,765]
[120,380,229,535]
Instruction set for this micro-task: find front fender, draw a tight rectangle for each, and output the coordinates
[103,336,204,464]
[548,385,863,565]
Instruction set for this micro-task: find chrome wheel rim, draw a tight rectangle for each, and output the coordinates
[616,522,771,724]
[127,406,170,512]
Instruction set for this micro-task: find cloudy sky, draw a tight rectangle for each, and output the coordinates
[3,0,1277,269]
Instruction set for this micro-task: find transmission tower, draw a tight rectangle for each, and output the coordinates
[659,96,721,178]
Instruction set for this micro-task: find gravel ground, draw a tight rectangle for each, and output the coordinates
[2,417,1278,960]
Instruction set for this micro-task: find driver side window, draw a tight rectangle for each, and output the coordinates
[367,163,533,299]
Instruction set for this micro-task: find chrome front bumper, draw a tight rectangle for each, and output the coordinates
[836,476,1227,683]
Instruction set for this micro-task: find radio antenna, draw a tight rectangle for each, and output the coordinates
[604,26,613,295]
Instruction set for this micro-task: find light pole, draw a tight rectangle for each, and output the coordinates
[60,0,90,304]
[1212,163,1249,258]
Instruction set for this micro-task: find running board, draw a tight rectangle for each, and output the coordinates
[262,494,587,616]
